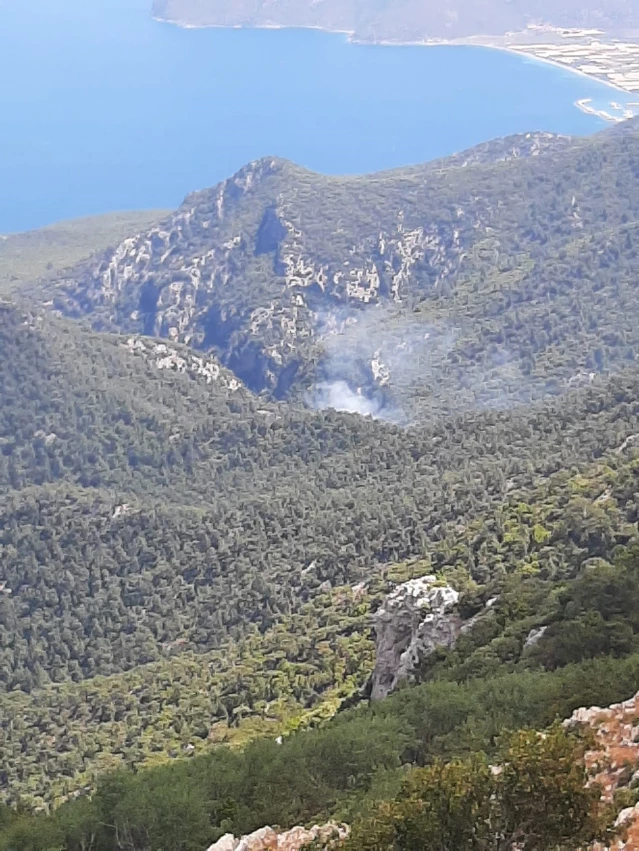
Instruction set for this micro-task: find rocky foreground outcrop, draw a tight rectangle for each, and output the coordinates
[371,575,462,700]
[566,694,639,850]
[206,823,349,851]
[203,690,639,851]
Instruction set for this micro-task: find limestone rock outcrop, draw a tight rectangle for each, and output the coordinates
[124,336,243,391]
[47,132,578,416]
[565,692,639,850]
[371,575,461,700]
[206,822,349,851]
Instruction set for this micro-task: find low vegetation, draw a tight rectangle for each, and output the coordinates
[0,211,165,296]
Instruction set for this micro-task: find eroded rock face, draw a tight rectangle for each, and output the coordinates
[206,822,349,851]
[566,692,639,850]
[123,336,243,391]
[46,133,574,407]
[523,625,548,650]
[371,576,461,700]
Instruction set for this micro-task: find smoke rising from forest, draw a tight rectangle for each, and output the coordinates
[306,305,456,423]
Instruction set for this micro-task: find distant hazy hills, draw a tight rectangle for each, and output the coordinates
[152,0,638,40]
[46,124,639,421]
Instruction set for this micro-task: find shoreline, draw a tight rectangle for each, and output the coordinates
[152,14,638,107]
[466,42,634,97]
[152,16,356,37]
[466,42,637,120]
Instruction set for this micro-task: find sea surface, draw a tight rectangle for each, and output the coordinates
[0,0,635,232]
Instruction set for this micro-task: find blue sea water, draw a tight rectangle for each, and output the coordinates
[0,0,634,232]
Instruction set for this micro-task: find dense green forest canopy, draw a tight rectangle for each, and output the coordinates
[2,294,639,808]
[3,120,639,846]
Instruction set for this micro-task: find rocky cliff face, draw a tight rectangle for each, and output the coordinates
[566,693,639,850]
[123,335,244,391]
[44,130,580,417]
[371,576,462,700]
[45,123,639,422]
[48,154,474,401]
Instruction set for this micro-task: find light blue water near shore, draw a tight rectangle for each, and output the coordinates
[0,0,634,232]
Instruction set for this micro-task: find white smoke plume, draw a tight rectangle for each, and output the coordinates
[312,380,384,418]
[306,304,455,423]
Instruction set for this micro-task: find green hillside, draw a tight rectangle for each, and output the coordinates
[4,121,639,848]
[2,296,639,807]
[0,211,166,296]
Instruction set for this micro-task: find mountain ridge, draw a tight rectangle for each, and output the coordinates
[5,117,639,845]
[44,123,639,421]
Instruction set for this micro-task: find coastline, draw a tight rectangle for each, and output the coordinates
[465,42,634,96]
[151,16,356,38]
[152,13,638,119]
[463,42,637,121]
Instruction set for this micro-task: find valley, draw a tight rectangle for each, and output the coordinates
[3,44,639,851]
[43,125,639,423]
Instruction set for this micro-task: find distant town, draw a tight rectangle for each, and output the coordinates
[510,26,639,93]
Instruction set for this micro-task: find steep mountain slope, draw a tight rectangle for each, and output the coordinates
[0,211,166,297]
[152,0,638,41]
[3,295,639,805]
[47,124,639,420]
[0,301,253,500]
[6,121,639,820]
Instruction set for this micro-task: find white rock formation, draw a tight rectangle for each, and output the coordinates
[208,836,237,851]
[523,625,548,650]
[205,822,349,851]
[124,337,242,390]
[371,576,461,700]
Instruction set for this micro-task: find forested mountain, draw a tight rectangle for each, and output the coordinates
[5,118,639,846]
[151,0,638,41]
[3,291,639,806]
[5,292,639,665]
[47,122,639,421]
